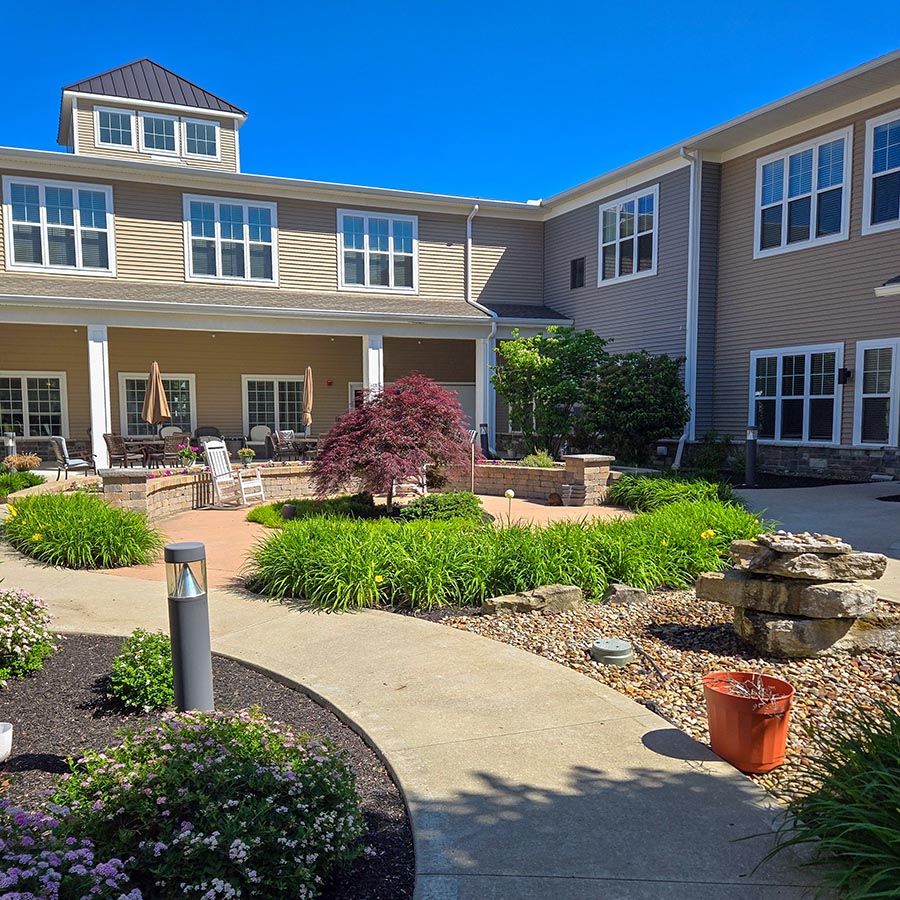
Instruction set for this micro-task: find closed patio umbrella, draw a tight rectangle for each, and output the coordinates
[142,361,172,428]
[301,365,314,435]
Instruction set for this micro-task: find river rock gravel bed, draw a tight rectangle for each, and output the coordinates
[438,590,900,803]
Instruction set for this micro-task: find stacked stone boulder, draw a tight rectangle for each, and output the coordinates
[696,531,900,658]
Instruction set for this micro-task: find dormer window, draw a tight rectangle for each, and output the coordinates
[96,107,134,149]
[140,112,178,154]
[184,119,218,158]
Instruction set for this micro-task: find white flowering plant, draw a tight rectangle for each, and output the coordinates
[108,629,174,712]
[0,587,55,688]
[50,708,365,898]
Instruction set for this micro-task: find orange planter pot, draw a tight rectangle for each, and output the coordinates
[702,671,794,774]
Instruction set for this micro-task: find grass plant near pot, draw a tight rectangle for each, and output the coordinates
[108,629,174,712]
[2,492,163,568]
[0,587,55,687]
[607,473,737,511]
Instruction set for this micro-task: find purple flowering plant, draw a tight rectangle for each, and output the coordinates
[0,588,55,688]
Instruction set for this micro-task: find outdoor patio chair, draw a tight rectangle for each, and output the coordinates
[49,436,96,481]
[103,433,144,468]
[193,426,223,447]
[268,429,299,462]
[203,440,265,506]
[246,424,272,459]
[158,424,183,438]
[147,432,189,468]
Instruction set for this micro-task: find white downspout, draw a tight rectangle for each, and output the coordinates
[465,204,498,455]
[674,147,702,468]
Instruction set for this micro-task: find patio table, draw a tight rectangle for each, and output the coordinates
[123,439,164,465]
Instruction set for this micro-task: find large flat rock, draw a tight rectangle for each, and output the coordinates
[483,584,583,614]
[696,570,877,618]
[730,541,887,582]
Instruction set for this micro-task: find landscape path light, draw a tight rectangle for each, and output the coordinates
[505,488,515,520]
[745,425,758,488]
[165,541,214,712]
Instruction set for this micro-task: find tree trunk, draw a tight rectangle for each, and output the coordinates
[386,484,394,513]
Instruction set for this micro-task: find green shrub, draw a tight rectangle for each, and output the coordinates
[248,498,763,610]
[2,492,163,568]
[247,491,380,528]
[0,587,55,688]
[771,701,900,899]
[0,469,45,501]
[51,708,364,899]
[398,490,484,521]
[519,450,555,468]
[108,629,174,712]
[607,473,736,511]
[690,432,732,477]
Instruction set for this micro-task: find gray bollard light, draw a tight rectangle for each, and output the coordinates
[745,425,758,488]
[165,542,214,712]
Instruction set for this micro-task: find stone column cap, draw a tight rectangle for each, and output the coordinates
[564,454,616,463]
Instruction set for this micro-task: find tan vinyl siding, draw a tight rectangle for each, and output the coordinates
[543,166,691,357]
[713,97,900,444]
[107,329,363,437]
[383,337,475,382]
[696,161,721,434]
[0,325,91,441]
[76,100,238,173]
[472,217,543,305]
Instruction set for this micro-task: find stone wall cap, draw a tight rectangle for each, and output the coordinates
[564,454,616,462]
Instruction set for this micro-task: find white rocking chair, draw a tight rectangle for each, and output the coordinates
[203,440,265,506]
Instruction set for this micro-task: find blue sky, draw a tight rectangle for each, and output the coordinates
[1,1,897,200]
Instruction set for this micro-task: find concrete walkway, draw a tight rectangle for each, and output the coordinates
[0,545,817,898]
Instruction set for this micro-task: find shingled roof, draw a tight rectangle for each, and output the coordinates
[62,58,246,115]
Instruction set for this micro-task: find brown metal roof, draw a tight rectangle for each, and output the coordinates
[62,59,246,115]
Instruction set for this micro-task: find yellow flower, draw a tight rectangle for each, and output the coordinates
[374,575,384,583]
[701,529,716,540]
[6,505,17,517]
[661,539,668,546]
[31,533,42,542]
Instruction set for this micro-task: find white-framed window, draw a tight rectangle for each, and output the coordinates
[183,118,219,159]
[140,112,179,155]
[2,176,115,276]
[242,375,306,434]
[337,209,417,293]
[598,185,659,285]
[749,344,843,445]
[94,106,135,149]
[119,373,196,437]
[862,110,900,235]
[754,127,852,258]
[0,371,69,438]
[854,339,900,445]
[184,194,277,284]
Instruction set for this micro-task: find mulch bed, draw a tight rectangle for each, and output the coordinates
[0,633,414,900]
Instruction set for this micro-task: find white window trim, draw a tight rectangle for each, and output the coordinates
[337,209,419,294]
[0,370,70,439]
[241,374,306,435]
[853,338,900,446]
[182,117,221,161]
[596,184,659,287]
[753,126,853,260]
[139,111,180,157]
[183,194,279,286]
[748,343,844,447]
[1,175,117,277]
[118,372,197,438]
[862,109,900,237]
[93,105,136,150]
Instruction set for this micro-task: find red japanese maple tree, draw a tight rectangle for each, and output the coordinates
[313,374,474,510]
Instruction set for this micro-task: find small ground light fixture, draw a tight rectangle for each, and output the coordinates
[505,488,515,518]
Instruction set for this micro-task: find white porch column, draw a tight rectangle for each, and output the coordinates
[362,334,384,394]
[87,324,112,469]
[475,337,496,445]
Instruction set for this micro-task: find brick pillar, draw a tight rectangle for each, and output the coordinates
[563,454,615,505]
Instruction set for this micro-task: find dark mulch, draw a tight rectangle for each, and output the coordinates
[0,633,414,900]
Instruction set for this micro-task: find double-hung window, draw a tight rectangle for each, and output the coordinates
[242,375,305,433]
[140,112,179,154]
[184,119,219,158]
[0,372,68,437]
[755,128,851,257]
[119,374,195,437]
[598,185,658,285]
[95,106,135,149]
[338,209,417,292]
[184,195,277,284]
[2,176,114,275]
[863,110,900,234]
[750,344,842,444]
[854,339,900,445]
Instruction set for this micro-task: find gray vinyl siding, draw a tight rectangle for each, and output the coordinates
[695,161,721,435]
[712,97,900,445]
[542,166,691,358]
[472,217,543,305]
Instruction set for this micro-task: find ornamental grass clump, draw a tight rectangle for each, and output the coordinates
[108,629,174,712]
[607,473,737,511]
[247,492,381,528]
[0,587,55,688]
[0,469,45,501]
[771,699,900,899]
[519,450,555,468]
[2,492,163,569]
[50,708,365,899]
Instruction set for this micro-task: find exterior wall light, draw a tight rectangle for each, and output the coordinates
[164,541,214,712]
[837,367,852,385]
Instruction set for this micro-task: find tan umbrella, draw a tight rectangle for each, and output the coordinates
[141,361,172,428]
[301,365,314,434]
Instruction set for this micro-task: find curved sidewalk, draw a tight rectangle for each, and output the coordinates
[0,546,818,899]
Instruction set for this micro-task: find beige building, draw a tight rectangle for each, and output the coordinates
[3,54,900,477]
